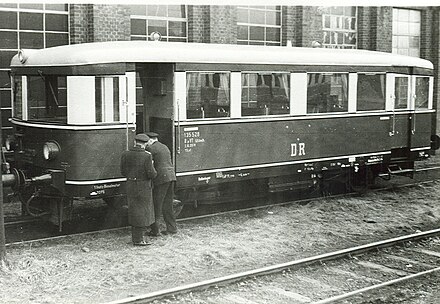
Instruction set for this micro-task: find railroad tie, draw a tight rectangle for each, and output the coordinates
[356,261,408,276]
[410,248,440,259]
[266,287,311,303]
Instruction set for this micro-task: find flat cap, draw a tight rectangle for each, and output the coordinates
[134,133,150,142]
[146,132,159,138]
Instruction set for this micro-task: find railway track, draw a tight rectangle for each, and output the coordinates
[5,176,440,247]
[104,229,440,304]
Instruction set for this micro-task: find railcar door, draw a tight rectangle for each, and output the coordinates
[135,63,175,154]
[387,73,411,152]
[409,75,433,152]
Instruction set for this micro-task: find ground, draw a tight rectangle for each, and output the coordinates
[0,162,439,303]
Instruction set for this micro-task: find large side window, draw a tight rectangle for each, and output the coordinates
[357,74,385,111]
[241,72,290,116]
[27,75,67,122]
[95,76,120,123]
[394,76,409,109]
[186,72,230,119]
[414,76,429,109]
[307,73,348,113]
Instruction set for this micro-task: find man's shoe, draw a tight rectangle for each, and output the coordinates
[161,230,177,235]
[133,241,151,246]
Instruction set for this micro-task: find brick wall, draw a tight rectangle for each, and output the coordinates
[207,6,237,44]
[70,4,130,44]
[375,7,392,52]
[70,4,91,44]
[188,5,207,43]
[282,6,298,46]
[301,7,324,47]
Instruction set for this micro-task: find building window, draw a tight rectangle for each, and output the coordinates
[322,6,357,49]
[0,3,69,129]
[237,6,281,46]
[129,5,187,42]
[392,8,420,57]
[186,72,230,119]
[241,72,290,116]
[307,73,349,113]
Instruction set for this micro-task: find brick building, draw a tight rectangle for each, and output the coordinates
[1,4,439,135]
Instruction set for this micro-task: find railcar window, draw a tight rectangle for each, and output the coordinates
[241,72,290,116]
[415,77,429,109]
[95,77,120,123]
[186,72,230,119]
[394,77,409,109]
[12,76,22,119]
[27,75,67,122]
[307,73,348,113]
[357,74,385,111]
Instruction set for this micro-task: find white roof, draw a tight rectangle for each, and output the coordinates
[10,41,434,70]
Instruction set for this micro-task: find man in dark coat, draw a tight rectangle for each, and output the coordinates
[146,132,178,236]
[121,133,157,246]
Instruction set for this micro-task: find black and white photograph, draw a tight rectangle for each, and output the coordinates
[0,1,440,303]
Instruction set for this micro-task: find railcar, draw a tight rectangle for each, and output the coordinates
[3,41,439,228]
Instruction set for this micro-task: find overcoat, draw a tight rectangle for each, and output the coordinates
[120,146,157,227]
[146,141,176,185]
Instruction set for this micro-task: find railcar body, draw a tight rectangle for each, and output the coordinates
[4,41,438,227]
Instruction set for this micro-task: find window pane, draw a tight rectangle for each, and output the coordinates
[249,26,264,41]
[0,3,17,8]
[415,77,429,109]
[45,4,68,11]
[357,74,386,111]
[249,10,265,24]
[19,32,44,49]
[0,71,10,88]
[0,51,16,69]
[96,77,120,123]
[265,27,280,42]
[13,76,22,119]
[27,76,67,122]
[45,33,69,47]
[168,21,186,37]
[241,73,289,116]
[95,78,102,123]
[0,11,17,29]
[168,5,185,18]
[0,31,18,49]
[148,19,167,36]
[0,89,11,108]
[186,72,230,119]
[238,25,248,40]
[46,14,68,32]
[266,11,280,26]
[19,4,43,10]
[395,77,408,109]
[19,12,43,31]
[307,73,349,113]
[147,5,167,17]
[113,78,120,121]
[131,19,146,36]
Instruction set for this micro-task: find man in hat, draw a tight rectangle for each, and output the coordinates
[145,132,178,236]
[121,133,157,246]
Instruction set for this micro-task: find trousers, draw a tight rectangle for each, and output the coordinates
[150,181,177,234]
